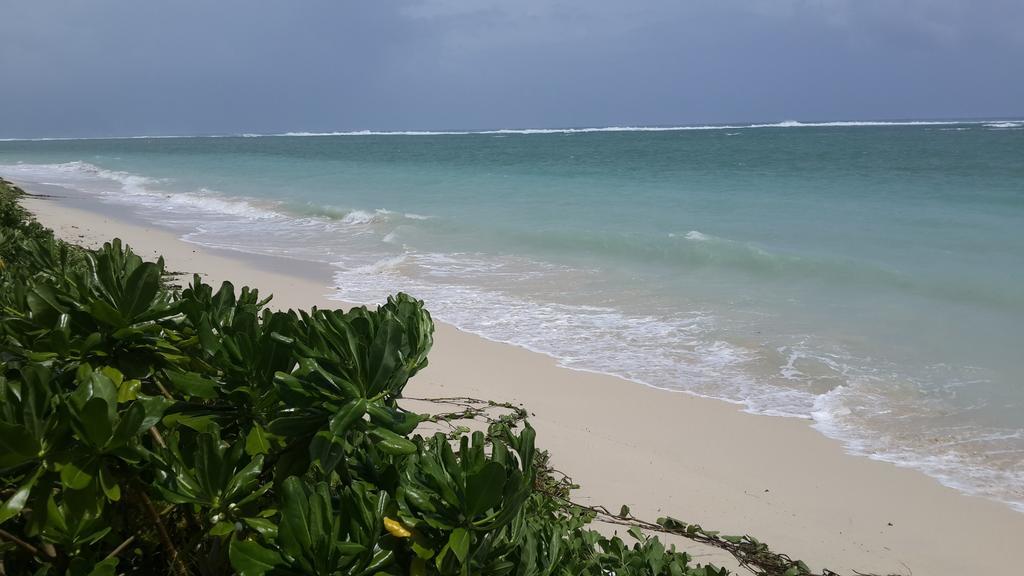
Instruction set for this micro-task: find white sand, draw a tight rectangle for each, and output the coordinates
[19,191,1022,575]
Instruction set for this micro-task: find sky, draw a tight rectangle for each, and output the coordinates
[1,0,1022,138]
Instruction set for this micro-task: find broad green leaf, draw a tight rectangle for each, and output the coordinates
[329,398,367,437]
[61,459,96,490]
[117,379,141,402]
[121,261,160,318]
[210,521,236,536]
[162,412,219,433]
[72,368,118,415]
[110,402,146,448]
[87,300,125,328]
[0,421,39,468]
[99,465,121,501]
[366,402,422,435]
[229,539,285,576]
[0,467,42,524]
[464,462,506,517]
[278,477,313,559]
[78,397,114,447]
[99,366,124,387]
[368,428,417,456]
[225,456,264,500]
[245,424,272,456]
[449,528,470,563]
[309,431,346,473]
[242,517,278,539]
[164,370,219,399]
[137,394,172,431]
[85,558,118,576]
[267,413,324,437]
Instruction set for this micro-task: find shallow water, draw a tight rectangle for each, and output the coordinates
[3,120,1023,510]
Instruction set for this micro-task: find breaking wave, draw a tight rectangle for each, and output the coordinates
[5,119,1022,141]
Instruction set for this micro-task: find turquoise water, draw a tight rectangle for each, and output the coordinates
[2,120,1023,509]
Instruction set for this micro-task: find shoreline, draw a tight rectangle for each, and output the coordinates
[16,184,1023,575]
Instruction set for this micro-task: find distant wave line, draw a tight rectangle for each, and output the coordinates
[2,119,1021,142]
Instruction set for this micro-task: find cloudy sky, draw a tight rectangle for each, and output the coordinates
[1,1,1022,138]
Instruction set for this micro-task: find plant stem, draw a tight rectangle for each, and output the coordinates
[148,426,167,448]
[0,528,43,558]
[136,486,187,576]
[103,535,136,561]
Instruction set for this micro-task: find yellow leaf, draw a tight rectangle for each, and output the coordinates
[384,516,412,538]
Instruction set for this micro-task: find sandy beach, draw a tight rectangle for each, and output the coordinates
[17,187,1021,576]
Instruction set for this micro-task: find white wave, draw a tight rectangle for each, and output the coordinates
[985,122,1022,128]
[811,382,1024,513]
[0,161,281,221]
[684,230,710,241]
[269,120,982,137]
[9,119,1021,141]
[340,210,380,225]
[0,134,205,142]
[346,255,408,274]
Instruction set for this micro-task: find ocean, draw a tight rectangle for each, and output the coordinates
[2,120,1022,510]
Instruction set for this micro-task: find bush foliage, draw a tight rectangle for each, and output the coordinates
[0,179,849,576]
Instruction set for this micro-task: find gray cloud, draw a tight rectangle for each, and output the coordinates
[1,0,1021,138]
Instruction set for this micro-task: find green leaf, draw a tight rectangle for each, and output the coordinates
[411,540,436,560]
[402,486,438,513]
[464,461,506,517]
[61,459,95,491]
[448,528,470,563]
[278,477,313,560]
[329,398,366,437]
[229,539,285,576]
[0,422,39,468]
[267,413,323,437]
[73,368,118,414]
[164,370,219,399]
[163,412,219,433]
[210,521,236,536]
[98,465,121,501]
[79,397,114,447]
[117,379,141,403]
[245,424,273,456]
[0,467,42,524]
[309,431,346,473]
[137,394,172,431]
[109,402,145,449]
[366,402,423,435]
[121,261,160,318]
[225,456,265,501]
[242,517,278,539]
[85,558,119,576]
[88,300,125,328]
[368,428,417,456]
